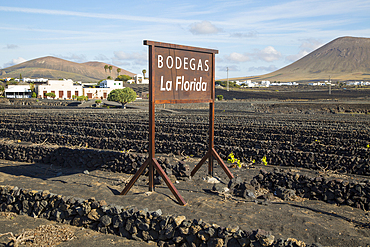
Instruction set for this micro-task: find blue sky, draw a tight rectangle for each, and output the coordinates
[1,0,370,79]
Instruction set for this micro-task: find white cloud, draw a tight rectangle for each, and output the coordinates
[224,52,250,63]
[218,65,239,72]
[286,38,323,62]
[3,57,26,68]
[189,21,221,35]
[286,51,309,62]
[112,51,147,66]
[249,65,278,72]
[55,54,87,63]
[230,31,258,38]
[94,54,109,61]
[0,6,197,25]
[4,44,18,49]
[253,46,282,62]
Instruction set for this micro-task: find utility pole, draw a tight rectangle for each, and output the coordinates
[329,76,331,95]
[227,67,229,91]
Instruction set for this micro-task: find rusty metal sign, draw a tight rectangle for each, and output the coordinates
[120,41,233,206]
[145,40,217,104]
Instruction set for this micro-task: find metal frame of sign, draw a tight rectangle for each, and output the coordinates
[120,40,233,205]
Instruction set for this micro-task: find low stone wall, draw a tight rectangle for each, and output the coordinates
[229,169,370,211]
[0,142,190,178]
[2,126,370,176]
[0,185,315,247]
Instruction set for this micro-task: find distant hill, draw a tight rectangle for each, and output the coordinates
[0,56,136,82]
[230,36,370,82]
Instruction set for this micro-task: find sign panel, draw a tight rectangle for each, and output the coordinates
[144,40,218,104]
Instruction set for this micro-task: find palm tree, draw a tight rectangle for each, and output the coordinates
[117,68,121,76]
[108,65,113,74]
[104,65,108,73]
[142,69,147,78]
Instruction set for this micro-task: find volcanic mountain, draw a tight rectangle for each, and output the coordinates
[0,56,136,82]
[232,36,370,82]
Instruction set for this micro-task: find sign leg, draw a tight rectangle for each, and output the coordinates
[152,158,187,205]
[191,150,211,177]
[211,148,234,179]
[120,158,150,195]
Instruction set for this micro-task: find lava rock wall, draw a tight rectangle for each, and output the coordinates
[0,184,315,247]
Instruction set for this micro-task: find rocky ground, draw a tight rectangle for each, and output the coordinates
[0,159,370,246]
[0,88,370,246]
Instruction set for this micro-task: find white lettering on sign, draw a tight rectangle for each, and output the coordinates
[166,56,173,69]
[158,55,164,68]
[176,57,182,69]
[158,55,209,71]
[160,76,172,91]
[160,76,207,92]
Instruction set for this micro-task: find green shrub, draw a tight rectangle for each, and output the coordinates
[45,92,56,98]
[216,95,223,101]
[77,96,87,101]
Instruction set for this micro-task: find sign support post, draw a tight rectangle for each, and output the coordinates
[120,40,233,205]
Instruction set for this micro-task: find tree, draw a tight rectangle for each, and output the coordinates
[77,95,87,102]
[107,76,112,80]
[115,75,132,83]
[107,88,137,109]
[104,65,109,73]
[108,65,113,74]
[45,92,56,99]
[32,92,37,98]
[142,69,147,78]
[117,68,121,76]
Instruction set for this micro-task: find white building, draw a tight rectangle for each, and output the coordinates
[84,87,113,100]
[134,74,149,84]
[4,85,32,98]
[308,82,326,86]
[346,81,370,86]
[242,80,257,87]
[22,78,48,83]
[99,80,124,89]
[83,79,126,100]
[270,82,298,86]
[261,80,271,87]
[36,79,83,99]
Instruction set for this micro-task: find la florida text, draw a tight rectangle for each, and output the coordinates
[160,76,207,92]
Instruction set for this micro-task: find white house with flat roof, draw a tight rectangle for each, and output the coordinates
[84,87,113,100]
[134,74,149,84]
[83,79,126,100]
[36,79,83,99]
[4,85,32,98]
[99,80,125,88]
